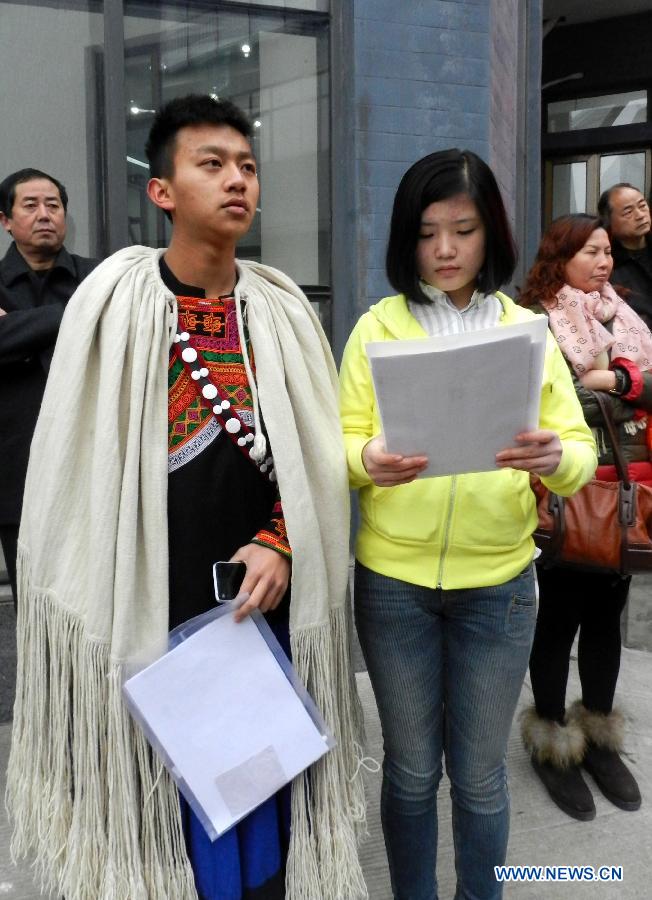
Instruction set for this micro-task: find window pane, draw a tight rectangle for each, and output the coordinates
[123,2,330,288]
[548,91,647,133]
[552,162,586,219]
[222,0,329,10]
[600,153,646,196]
[0,1,104,258]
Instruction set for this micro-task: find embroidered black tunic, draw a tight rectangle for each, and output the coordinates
[163,258,290,631]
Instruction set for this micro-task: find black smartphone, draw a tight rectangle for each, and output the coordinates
[213,560,247,603]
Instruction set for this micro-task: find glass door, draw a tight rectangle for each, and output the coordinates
[544,149,650,224]
[122,2,330,288]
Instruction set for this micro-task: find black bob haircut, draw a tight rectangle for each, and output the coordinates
[145,94,254,180]
[0,168,68,216]
[385,149,517,304]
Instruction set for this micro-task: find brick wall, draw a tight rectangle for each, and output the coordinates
[352,1,493,315]
[489,0,520,228]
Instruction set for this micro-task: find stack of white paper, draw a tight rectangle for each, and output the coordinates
[123,607,333,840]
[366,316,548,477]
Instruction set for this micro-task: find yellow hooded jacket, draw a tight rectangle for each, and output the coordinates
[339,292,597,589]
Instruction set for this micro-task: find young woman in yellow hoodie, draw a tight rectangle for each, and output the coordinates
[339,149,596,900]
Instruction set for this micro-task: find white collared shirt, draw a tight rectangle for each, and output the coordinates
[408,282,502,336]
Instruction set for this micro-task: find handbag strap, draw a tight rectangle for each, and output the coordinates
[593,391,637,530]
[593,391,631,488]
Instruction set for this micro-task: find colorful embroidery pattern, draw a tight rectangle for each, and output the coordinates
[168,294,291,558]
[168,296,253,468]
[252,501,292,559]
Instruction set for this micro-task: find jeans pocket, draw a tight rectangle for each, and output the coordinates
[505,568,536,642]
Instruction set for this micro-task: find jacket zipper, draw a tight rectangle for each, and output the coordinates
[437,475,457,588]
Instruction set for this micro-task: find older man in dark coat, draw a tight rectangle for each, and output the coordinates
[0,168,98,607]
[598,182,652,327]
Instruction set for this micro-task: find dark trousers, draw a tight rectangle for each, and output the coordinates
[0,524,18,611]
[529,565,630,723]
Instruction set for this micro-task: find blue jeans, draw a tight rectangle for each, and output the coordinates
[354,562,536,900]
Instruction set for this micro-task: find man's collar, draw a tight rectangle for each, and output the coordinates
[612,233,652,262]
[159,255,206,298]
[159,255,238,300]
[0,241,76,284]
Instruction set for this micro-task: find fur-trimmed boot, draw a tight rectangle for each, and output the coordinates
[569,703,642,811]
[520,706,595,821]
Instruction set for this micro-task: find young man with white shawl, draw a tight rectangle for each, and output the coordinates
[7,95,366,900]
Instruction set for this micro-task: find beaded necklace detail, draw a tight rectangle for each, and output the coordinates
[173,322,276,482]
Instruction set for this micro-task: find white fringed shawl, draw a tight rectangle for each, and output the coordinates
[7,246,367,900]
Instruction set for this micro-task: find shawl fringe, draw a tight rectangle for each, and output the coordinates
[7,248,368,899]
[7,546,198,900]
[287,606,367,900]
[8,551,368,899]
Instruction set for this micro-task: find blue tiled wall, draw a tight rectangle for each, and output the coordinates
[353,1,493,314]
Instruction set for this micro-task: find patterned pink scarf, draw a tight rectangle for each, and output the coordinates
[544,282,652,376]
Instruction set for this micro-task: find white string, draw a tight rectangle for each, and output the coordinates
[234,289,267,463]
[348,741,381,781]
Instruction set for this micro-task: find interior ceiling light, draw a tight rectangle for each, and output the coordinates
[127,156,150,170]
[541,72,583,91]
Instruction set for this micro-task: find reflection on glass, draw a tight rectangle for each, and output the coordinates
[123,2,330,295]
[600,153,646,196]
[0,2,104,258]
[223,0,329,9]
[552,162,586,219]
[547,91,647,133]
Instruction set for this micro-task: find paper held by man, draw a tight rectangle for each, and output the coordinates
[123,603,334,841]
[366,316,548,478]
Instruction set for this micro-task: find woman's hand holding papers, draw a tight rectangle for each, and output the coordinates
[495,429,562,477]
[229,544,290,622]
[362,436,429,486]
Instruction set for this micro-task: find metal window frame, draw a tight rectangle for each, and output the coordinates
[543,149,652,226]
[513,0,542,286]
[103,0,129,254]
[101,0,336,339]
[545,89,649,135]
[328,0,354,361]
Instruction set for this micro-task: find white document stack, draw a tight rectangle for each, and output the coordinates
[366,316,548,478]
[123,606,334,840]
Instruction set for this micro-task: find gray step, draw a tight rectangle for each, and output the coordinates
[0,599,16,723]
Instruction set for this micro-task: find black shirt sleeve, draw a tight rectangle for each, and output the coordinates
[0,302,65,366]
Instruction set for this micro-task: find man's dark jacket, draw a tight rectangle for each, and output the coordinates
[611,235,652,328]
[0,242,98,524]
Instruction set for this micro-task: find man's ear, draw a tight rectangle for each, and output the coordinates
[147,178,175,215]
[0,212,12,235]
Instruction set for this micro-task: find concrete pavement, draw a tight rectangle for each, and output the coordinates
[357,646,652,899]
[1,574,651,898]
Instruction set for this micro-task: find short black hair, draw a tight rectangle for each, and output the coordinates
[385,149,517,304]
[0,168,68,216]
[597,182,641,224]
[145,94,254,179]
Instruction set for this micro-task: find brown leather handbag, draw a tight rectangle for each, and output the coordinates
[533,392,652,575]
